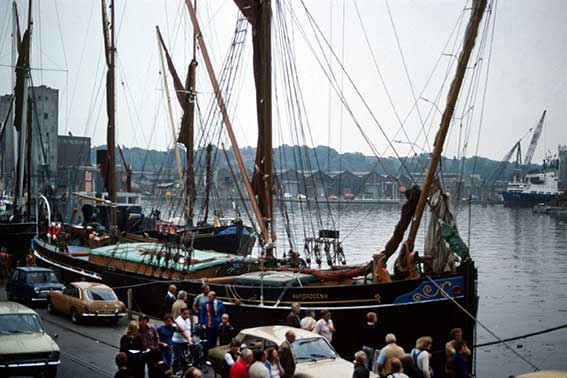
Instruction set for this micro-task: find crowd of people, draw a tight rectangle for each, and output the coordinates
[114,284,234,378]
[113,285,471,378]
[353,311,471,378]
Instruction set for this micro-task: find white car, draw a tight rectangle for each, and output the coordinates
[208,325,378,378]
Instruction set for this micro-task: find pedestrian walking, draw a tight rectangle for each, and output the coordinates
[230,348,253,378]
[360,312,383,372]
[157,314,176,368]
[300,310,316,331]
[114,352,134,378]
[163,284,177,316]
[352,351,369,378]
[386,357,409,378]
[192,284,210,314]
[376,333,405,377]
[139,314,160,350]
[411,336,433,378]
[172,291,188,320]
[218,313,236,345]
[445,328,470,374]
[313,310,335,343]
[199,291,224,349]
[119,321,145,378]
[223,339,241,378]
[172,308,193,376]
[278,330,296,378]
[285,303,301,328]
[265,347,285,378]
[447,342,469,378]
[249,350,270,378]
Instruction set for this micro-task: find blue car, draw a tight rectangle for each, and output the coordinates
[6,267,64,304]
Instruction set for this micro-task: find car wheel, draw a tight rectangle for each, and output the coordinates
[47,300,56,314]
[70,308,80,324]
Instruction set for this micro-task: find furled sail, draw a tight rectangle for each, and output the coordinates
[13,30,30,133]
[234,0,274,243]
[424,177,461,274]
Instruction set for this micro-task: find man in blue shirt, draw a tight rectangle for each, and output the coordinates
[156,313,176,368]
[199,291,224,349]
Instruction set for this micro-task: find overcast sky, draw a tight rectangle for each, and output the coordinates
[0,0,565,163]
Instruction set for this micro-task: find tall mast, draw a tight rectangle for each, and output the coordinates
[184,0,270,247]
[184,0,198,225]
[101,0,117,230]
[405,0,487,253]
[155,27,185,193]
[13,0,32,217]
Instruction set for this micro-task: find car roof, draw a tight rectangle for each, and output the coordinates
[0,301,39,316]
[71,281,112,290]
[239,325,324,344]
[514,371,567,378]
[15,267,54,273]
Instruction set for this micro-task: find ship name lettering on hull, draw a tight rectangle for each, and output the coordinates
[292,293,328,300]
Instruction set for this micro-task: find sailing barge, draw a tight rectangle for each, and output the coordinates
[34,0,488,374]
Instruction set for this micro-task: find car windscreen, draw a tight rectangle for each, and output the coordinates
[0,314,44,334]
[292,337,337,362]
[26,271,59,284]
[86,288,117,301]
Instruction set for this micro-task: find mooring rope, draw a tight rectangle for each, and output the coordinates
[425,276,540,371]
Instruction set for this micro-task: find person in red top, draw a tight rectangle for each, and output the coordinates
[230,348,253,378]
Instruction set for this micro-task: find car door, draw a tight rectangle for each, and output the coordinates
[66,285,83,314]
[61,286,78,314]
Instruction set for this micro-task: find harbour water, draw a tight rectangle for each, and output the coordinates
[261,202,567,376]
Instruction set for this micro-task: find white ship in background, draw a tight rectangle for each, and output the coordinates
[503,169,563,207]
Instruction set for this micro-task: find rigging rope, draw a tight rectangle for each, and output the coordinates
[425,276,540,372]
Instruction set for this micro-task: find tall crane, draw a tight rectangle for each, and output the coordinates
[522,110,546,178]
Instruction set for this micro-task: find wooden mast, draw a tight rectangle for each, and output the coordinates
[405,0,487,254]
[184,0,198,225]
[183,0,271,247]
[101,0,117,230]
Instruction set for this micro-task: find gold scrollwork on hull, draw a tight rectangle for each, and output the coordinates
[374,294,381,303]
[412,281,452,302]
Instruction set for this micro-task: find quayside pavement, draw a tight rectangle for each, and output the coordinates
[0,285,213,378]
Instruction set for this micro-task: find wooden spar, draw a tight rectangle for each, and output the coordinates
[405,0,487,254]
[183,0,270,247]
[101,0,117,229]
[155,26,185,198]
[185,1,197,225]
[202,143,212,224]
[25,94,32,221]
[117,145,132,192]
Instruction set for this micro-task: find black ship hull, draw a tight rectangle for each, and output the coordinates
[503,191,561,207]
[0,221,36,259]
[33,237,478,373]
[144,223,255,255]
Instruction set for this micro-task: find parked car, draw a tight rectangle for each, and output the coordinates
[0,301,60,377]
[208,325,378,378]
[47,281,126,324]
[6,267,64,304]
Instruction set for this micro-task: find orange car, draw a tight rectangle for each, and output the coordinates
[47,282,126,324]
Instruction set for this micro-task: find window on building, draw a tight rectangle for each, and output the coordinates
[43,113,48,120]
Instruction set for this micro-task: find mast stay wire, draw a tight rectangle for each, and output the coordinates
[453,3,495,213]
[290,1,409,186]
[274,0,337,238]
[382,5,469,169]
[384,0,432,152]
[426,276,541,372]
[352,0,427,173]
